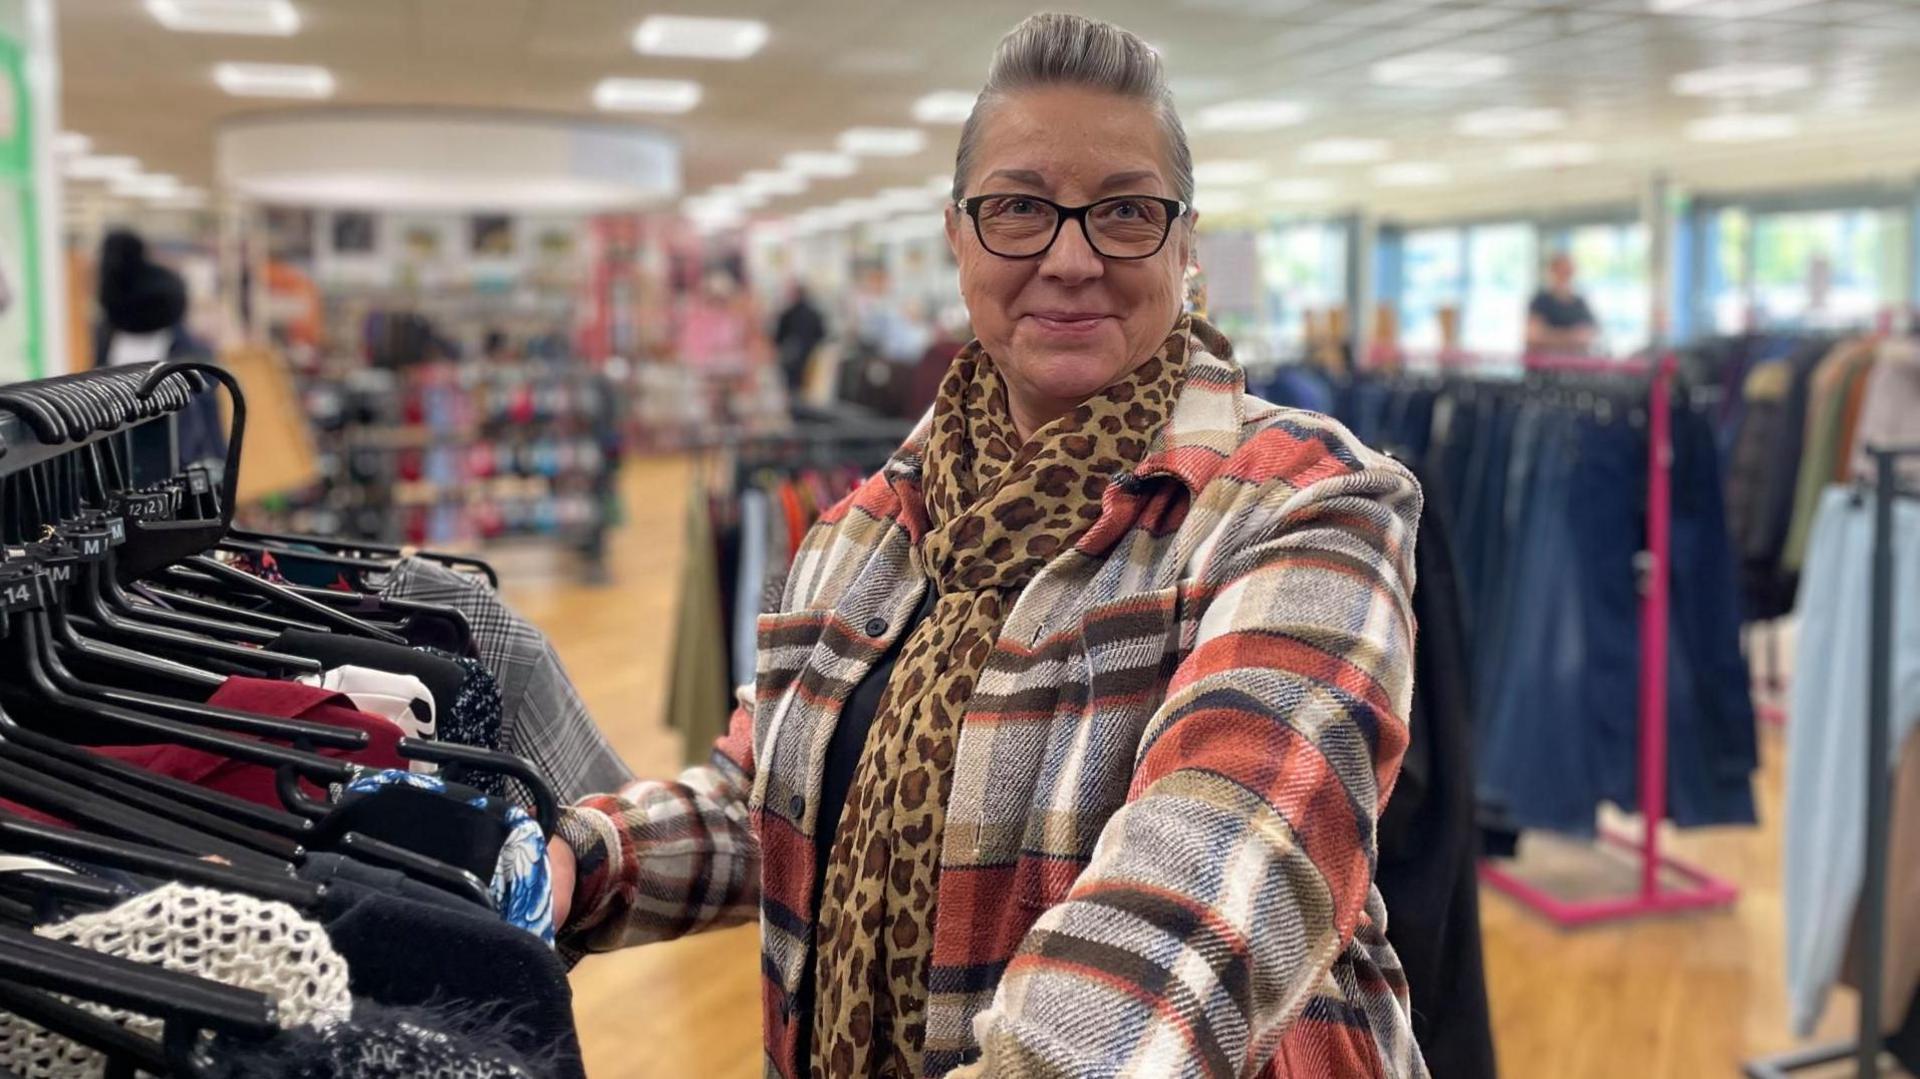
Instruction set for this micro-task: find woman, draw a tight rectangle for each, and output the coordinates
[552,13,1426,1078]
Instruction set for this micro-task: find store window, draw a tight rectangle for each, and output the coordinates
[1464,223,1536,357]
[1711,206,1910,332]
[1565,222,1650,354]
[1399,227,1464,351]
[1257,220,1348,355]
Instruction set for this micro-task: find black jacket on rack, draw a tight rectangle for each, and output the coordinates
[1377,464,1497,1079]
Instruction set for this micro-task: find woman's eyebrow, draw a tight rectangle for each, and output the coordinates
[1098,170,1160,191]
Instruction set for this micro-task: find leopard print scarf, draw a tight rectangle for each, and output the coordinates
[810,315,1191,1078]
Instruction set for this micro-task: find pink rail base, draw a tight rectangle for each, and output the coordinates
[1479,829,1741,927]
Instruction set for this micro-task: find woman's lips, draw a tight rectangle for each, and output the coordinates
[1025,313,1113,335]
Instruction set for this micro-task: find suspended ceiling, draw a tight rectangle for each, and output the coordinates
[53,0,1920,227]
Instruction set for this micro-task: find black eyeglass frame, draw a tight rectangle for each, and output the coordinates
[955,193,1191,260]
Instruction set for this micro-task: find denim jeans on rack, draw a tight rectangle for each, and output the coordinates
[1565,411,1647,815]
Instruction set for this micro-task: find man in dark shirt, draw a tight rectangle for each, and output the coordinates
[1526,251,1598,356]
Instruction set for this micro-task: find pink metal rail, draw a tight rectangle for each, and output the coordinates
[1477,352,1742,926]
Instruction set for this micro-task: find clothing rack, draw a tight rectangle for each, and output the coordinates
[1745,442,1920,1079]
[1477,352,1744,926]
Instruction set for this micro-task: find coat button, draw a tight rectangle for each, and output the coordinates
[788,795,805,816]
[864,618,888,637]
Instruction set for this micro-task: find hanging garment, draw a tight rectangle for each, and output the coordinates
[207,1003,544,1079]
[340,769,554,945]
[664,496,733,765]
[271,631,470,730]
[732,487,771,688]
[1849,339,1920,485]
[316,878,585,1079]
[1838,723,1920,1045]
[0,883,355,1078]
[1784,487,1920,1035]
[416,647,509,796]
[381,558,634,800]
[1783,339,1876,572]
[1376,465,1497,1079]
[5,678,411,818]
[298,665,437,740]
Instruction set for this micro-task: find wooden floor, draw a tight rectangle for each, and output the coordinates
[509,454,1892,1078]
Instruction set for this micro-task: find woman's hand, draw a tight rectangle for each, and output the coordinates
[549,835,576,930]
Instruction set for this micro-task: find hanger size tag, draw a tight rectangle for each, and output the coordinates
[0,567,44,614]
[186,467,212,497]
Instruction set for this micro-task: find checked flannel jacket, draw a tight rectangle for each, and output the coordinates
[557,321,1429,1079]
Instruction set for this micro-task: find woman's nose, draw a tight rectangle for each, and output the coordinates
[1038,217,1105,283]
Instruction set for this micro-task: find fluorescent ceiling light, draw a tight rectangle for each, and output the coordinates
[1454,106,1565,138]
[146,0,299,35]
[1298,138,1390,165]
[1374,162,1452,187]
[836,127,927,157]
[111,173,182,199]
[54,132,92,157]
[709,184,767,209]
[1197,190,1249,214]
[1506,141,1598,169]
[633,15,768,60]
[740,169,806,197]
[64,154,141,180]
[213,62,333,99]
[782,151,858,178]
[1193,160,1267,185]
[593,77,701,113]
[1267,179,1334,202]
[1371,51,1510,89]
[1650,0,1820,16]
[1672,62,1811,98]
[912,91,976,124]
[1686,112,1800,142]
[1195,98,1308,132]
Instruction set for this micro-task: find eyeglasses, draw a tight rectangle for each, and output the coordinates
[956,193,1189,260]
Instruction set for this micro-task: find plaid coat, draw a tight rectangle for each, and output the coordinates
[559,323,1428,1079]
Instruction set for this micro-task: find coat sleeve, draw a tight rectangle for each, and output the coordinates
[962,450,1423,1077]
[554,682,760,955]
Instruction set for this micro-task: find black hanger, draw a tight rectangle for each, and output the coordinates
[226,526,501,588]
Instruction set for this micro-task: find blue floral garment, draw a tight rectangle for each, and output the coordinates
[342,770,554,946]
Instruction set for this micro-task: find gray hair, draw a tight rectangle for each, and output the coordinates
[951,13,1195,206]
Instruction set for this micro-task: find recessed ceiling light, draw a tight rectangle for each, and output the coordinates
[782,151,858,178]
[213,62,333,99]
[1372,51,1510,89]
[1195,98,1308,132]
[64,154,142,180]
[912,91,976,124]
[593,77,702,113]
[54,132,92,157]
[632,15,768,60]
[836,127,926,157]
[1267,179,1334,202]
[1193,160,1267,185]
[740,169,807,197]
[1649,0,1820,16]
[1298,138,1391,165]
[1672,62,1812,98]
[111,173,182,199]
[1374,162,1452,187]
[1506,141,1598,169]
[1686,112,1800,142]
[1454,106,1566,138]
[146,0,299,35]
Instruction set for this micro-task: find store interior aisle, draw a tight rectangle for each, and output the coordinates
[538,455,1868,1079]
[502,454,761,1079]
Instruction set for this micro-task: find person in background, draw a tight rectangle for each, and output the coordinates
[773,280,828,395]
[1526,250,1599,356]
[94,228,226,471]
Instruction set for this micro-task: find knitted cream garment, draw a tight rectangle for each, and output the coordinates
[0,883,354,1078]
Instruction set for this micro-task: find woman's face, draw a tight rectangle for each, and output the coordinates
[946,86,1192,434]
